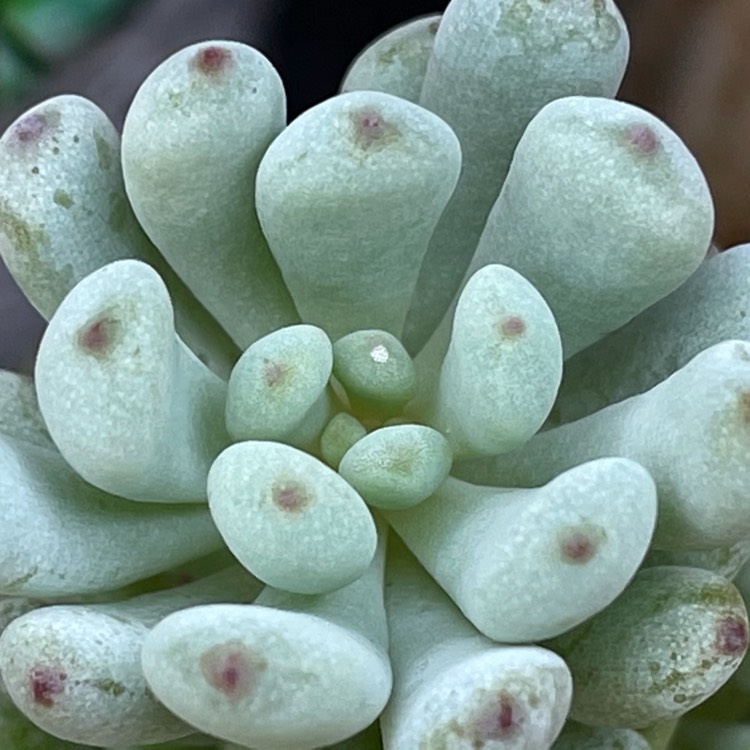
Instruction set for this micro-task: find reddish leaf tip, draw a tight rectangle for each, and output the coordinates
[350,107,400,150]
[263,359,286,387]
[499,315,526,337]
[29,665,66,707]
[624,123,659,155]
[200,641,267,700]
[471,692,522,743]
[77,316,120,357]
[14,114,47,144]
[716,616,748,657]
[559,524,605,565]
[193,46,233,75]
[272,480,311,513]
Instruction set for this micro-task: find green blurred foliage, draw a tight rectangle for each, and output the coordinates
[0,39,37,103]
[0,0,134,106]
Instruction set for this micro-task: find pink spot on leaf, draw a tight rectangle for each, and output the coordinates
[471,692,521,744]
[29,665,66,707]
[360,112,383,135]
[561,533,595,563]
[263,359,285,387]
[350,107,399,150]
[716,616,748,656]
[272,480,311,513]
[77,316,120,357]
[499,315,526,337]
[15,114,47,144]
[494,699,515,732]
[624,123,659,155]
[559,524,605,565]
[200,641,267,700]
[193,46,233,75]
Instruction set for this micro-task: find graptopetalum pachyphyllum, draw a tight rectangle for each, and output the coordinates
[0,1,748,748]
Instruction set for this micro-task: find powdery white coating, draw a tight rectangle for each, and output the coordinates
[551,721,649,749]
[0,95,149,319]
[338,424,452,509]
[35,260,230,502]
[0,370,53,449]
[642,540,750,582]
[457,341,750,550]
[1,615,186,744]
[141,603,392,749]
[226,324,333,443]
[332,330,417,416]
[319,412,367,469]
[0,598,41,694]
[464,96,714,358]
[256,90,461,340]
[0,95,237,378]
[385,458,657,642]
[386,649,570,750]
[381,541,572,749]
[254,521,389,655]
[122,41,297,350]
[207,441,377,594]
[0,434,223,597]
[0,568,259,746]
[415,264,562,458]
[555,243,750,423]
[403,0,629,353]
[341,14,441,103]
[548,566,749,728]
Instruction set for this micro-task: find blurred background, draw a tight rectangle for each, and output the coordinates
[1,0,749,371]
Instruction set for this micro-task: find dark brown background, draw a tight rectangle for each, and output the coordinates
[2,0,749,371]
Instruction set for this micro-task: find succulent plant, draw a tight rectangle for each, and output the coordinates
[0,0,748,748]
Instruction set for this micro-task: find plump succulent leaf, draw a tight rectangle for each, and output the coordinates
[385,457,657,642]
[403,0,630,352]
[35,259,230,502]
[457,340,750,550]
[122,41,298,351]
[548,566,749,728]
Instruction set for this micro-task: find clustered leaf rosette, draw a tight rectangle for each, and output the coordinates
[0,1,747,748]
